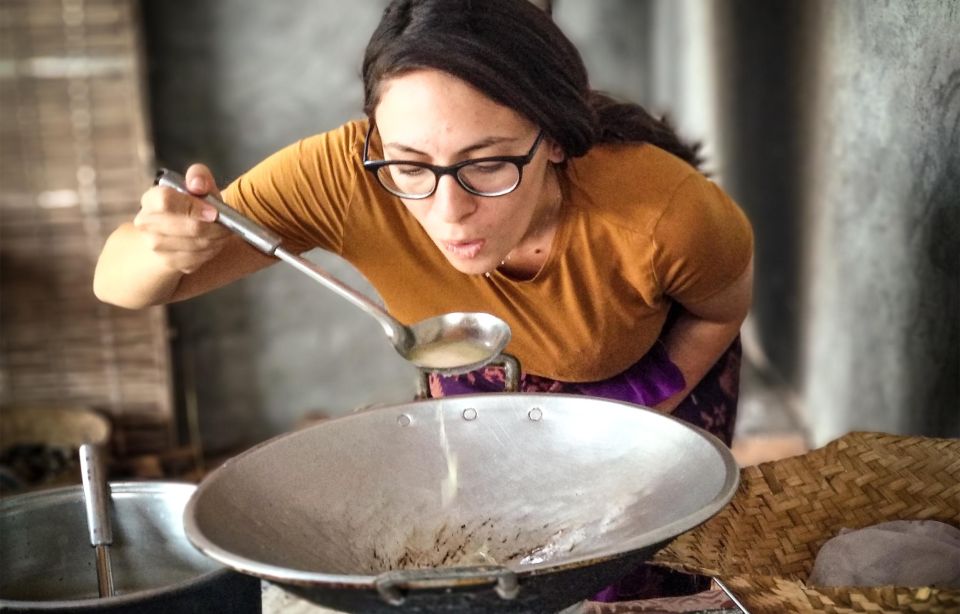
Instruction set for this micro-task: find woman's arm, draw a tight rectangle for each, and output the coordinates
[654,255,754,412]
[93,164,276,309]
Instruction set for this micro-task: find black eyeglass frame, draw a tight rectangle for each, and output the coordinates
[362,123,545,199]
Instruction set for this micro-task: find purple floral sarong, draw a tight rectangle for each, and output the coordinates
[427,335,743,602]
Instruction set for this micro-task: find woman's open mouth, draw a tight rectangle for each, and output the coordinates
[441,239,485,259]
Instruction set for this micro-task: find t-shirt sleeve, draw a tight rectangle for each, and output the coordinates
[219,122,363,256]
[652,172,754,305]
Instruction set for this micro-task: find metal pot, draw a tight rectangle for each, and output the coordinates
[185,393,739,613]
[0,482,260,613]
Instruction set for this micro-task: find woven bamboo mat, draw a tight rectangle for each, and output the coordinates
[653,431,960,613]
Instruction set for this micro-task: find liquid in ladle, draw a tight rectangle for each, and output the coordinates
[407,339,493,370]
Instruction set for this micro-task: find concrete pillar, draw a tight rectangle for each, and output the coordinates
[713,1,959,444]
[802,2,959,443]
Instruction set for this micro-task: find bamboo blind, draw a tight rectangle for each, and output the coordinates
[0,0,173,455]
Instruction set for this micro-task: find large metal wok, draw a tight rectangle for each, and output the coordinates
[185,393,739,613]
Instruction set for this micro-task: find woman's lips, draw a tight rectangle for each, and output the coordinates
[441,239,485,259]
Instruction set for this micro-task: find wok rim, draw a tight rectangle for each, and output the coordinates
[0,481,238,609]
[183,393,740,588]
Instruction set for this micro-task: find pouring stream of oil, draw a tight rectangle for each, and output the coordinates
[438,403,459,508]
[436,404,502,566]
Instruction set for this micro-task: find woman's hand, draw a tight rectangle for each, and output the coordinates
[94,164,276,309]
[134,164,232,274]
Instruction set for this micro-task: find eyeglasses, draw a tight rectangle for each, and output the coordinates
[362,123,545,199]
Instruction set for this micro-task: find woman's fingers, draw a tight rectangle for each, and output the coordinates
[134,166,233,273]
[184,163,222,198]
[142,181,219,222]
[134,202,225,237]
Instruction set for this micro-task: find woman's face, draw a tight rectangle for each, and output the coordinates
[373,69,563,276]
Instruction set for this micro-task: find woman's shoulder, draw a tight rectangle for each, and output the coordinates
[298,117,370,158]
[565,142,703,231]
[281,117,382,195]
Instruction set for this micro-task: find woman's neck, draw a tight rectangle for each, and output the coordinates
[498,169,564,280]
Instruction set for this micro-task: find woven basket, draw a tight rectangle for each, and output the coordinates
[653,431,960,613]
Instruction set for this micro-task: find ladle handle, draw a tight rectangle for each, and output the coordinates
[271,250,410,349]
[154,169,411,348]
[155,169,282,255]
[79,444,116,598]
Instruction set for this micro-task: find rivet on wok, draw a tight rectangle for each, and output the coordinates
[462,407,478,421]
[397,414,411,426]
[528,407,543,421]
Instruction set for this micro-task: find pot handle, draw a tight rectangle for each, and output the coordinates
[374,565,520,605]
[415,352,522,399]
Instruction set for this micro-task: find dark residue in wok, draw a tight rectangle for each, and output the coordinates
[370,518,564,572]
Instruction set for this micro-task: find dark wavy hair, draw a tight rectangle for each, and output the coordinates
[362,0,702,168]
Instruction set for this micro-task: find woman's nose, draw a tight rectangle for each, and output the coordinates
[431,175,477,223]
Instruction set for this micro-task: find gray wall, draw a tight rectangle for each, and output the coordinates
[143,1,416,452]
[799,2,959,443]
[709,1,959,444]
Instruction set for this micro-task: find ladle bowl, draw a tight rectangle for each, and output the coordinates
[156,169,511,374]
[406,311,512,373]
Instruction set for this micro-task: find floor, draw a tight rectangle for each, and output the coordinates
[729,359,810,467]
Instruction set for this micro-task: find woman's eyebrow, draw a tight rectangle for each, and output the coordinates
[384,136,519,157]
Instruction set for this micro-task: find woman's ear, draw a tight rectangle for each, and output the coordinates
[547,138,565,164]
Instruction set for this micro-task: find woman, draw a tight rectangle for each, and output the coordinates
[94,0,752,601]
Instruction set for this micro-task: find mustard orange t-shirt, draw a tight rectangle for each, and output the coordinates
[222,119,753,382]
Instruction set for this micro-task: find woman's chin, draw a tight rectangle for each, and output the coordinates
[443,254,497,276]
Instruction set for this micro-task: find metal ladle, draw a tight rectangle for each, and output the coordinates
[156,169,511,374]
